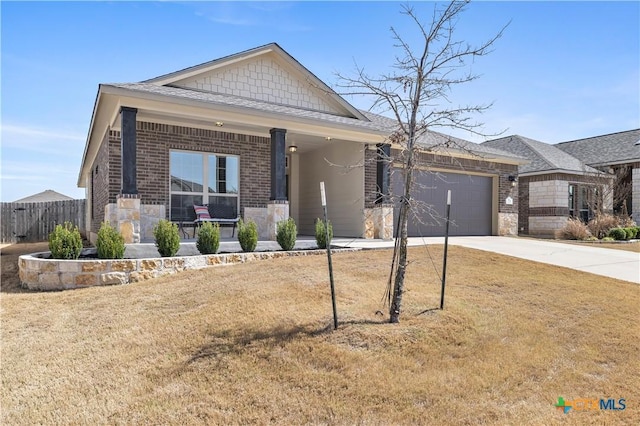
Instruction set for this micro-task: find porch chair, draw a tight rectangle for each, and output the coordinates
[193,204,240,237]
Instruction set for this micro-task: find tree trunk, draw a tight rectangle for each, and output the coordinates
[390,204,409,323]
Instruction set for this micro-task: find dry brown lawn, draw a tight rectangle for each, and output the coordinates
[1,242,638,425]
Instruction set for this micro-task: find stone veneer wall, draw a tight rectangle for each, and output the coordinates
[521,173,614,236]
[19,248,358,291]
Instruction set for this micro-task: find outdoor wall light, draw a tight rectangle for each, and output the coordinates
[288,145,298,153]
[325,136,332,141]
[508,175,518,187]
[215,121,224,127]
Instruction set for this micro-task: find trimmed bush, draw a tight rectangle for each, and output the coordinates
[607,227,627,241]
[96,222,125,259]
[602,236,615,242]
[315,218,333,249]
[555,217,591,240]
[153,219,180,257]
[276,218,297,251]
[587,213,619,239]
[196,221,220,255]
[48,222,83,260]
[237,219,258,252]
[623,227,635,240]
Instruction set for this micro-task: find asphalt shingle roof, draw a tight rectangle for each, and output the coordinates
[360,110,525,161]
[107,83,384,133]
[108,83,523,162]
[555,129,640,166]
[482,135,600,174]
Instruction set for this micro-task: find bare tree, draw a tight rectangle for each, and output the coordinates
[337,1,507,323]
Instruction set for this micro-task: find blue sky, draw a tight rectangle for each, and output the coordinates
[1,1,638,202]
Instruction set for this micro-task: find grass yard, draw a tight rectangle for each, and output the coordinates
[1,243,638,425]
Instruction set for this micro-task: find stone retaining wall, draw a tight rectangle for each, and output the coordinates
[19,248,357,291]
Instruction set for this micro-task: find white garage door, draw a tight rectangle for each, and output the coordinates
[392,169,493,237]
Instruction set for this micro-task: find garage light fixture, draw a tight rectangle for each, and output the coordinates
[508,175,518,187]
[288,145,298,153]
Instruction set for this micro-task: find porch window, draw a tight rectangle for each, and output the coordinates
[170,151,239,221]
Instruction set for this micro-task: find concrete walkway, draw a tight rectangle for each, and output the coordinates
[331,236,640,284]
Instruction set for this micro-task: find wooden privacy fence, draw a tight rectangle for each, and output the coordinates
[1,200,86,244]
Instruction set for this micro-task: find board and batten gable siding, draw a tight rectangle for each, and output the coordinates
[297,142,365,237]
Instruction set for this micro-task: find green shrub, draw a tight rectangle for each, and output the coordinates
[555,217,591,240]
[48,222,83,260]
[585,236,599,242]
[153,219,180,257]
[196,221,220,255]
[315,218,333,249]
[607,228,627,241]
[96,222,125,259]
[276,218,297,251]
[623,227,635,240]
[602,236,615,242]
[237,219,258,252]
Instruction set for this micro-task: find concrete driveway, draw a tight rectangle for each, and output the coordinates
[332,236,640,284]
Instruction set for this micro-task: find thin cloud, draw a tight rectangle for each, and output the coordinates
[1,124,85,142]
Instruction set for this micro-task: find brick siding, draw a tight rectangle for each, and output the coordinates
[91,121,271,235]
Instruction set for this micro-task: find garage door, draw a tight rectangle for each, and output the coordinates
[392,169,493,237]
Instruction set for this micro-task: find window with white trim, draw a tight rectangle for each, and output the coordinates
[170,151,239,221]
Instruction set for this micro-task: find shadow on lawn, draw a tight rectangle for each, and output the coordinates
[187,319,388,365]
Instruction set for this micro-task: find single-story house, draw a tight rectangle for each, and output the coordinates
[555,129,640,223]
[482,135,614,236]
[78,43,523,243]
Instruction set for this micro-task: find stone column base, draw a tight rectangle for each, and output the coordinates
[105,195,142,244]
[267,201,290,241]
[498,212,518,236]
[244,207,269,239]
[363,204,394,240]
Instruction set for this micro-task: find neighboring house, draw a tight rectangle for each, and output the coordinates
[77,43,522,243]
[482,135,613,236]
[555,129,640,223]
[13,190,75,203]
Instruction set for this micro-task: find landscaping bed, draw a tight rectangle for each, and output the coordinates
[18,244,355,291]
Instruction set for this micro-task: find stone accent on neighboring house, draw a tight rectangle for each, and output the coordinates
[529,180,568,208]
[633,167,640,223]
[529,216,569,235]
[519,173,613,236]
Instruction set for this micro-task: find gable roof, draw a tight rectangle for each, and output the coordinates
[482,135,601,175]
[143,42,368,121]
[555,129,640,167]
[13,190,75,203]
